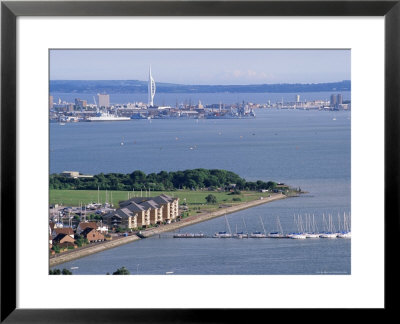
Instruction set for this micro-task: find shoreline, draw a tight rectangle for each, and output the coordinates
[50,193,287,267]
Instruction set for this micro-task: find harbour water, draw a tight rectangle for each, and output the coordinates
[50,104,351,275]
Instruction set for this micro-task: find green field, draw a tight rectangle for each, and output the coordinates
[49,189,275,216]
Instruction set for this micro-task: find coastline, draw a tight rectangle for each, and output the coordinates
[50,193,287,267]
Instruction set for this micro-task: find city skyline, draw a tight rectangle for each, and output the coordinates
[50,49,350,85]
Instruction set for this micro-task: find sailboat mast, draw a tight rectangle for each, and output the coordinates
[225,214,232,235]
[260,216,266,235]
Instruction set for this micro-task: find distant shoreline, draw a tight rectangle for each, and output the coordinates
[50,79,351,94]
[49,193,288,267]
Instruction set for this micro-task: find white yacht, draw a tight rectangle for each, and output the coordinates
[337,231,351,238]
[287,233,307,239]
[87,111,130,122]
[319,232,338,238]
[212,231,232,238]
[268,216,285,238]
[213,214,233,238]
[337,212,351,238]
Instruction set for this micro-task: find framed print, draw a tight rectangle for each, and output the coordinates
[1,0,399,322]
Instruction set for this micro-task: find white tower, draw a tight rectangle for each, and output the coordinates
[148,66,156,107]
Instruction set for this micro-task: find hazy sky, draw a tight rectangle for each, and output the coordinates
[50,49,350,85]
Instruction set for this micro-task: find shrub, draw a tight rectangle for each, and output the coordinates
[205,194,217,204]
[113,266,130,275]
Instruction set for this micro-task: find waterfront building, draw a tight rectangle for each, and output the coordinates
[109,194,179,228]
[60,171,94,179]
[125,202,146,228]
[49,95,54,109]
[148,65,156,107]
[52,227,74,239]
[80,228,105,243]
[97,93,110,108]
[52,233,75,245]
[330,94,337,108]
[76,221,97,235]
[75,98,87,110]
[102,207,137,229]
[337,93,343,105]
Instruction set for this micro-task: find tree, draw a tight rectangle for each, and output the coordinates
[113,266,130,275]
[49,268,72,275]
[205,194,217,204]
[49,269,61,275]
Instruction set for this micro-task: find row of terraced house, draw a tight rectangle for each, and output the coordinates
[102,194,179,230]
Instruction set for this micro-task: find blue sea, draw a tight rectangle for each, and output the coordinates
[50,96,351,275]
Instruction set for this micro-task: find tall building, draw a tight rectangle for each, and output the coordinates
[97,94,110,108]
[337,94,343,105]
[296,94,300,103]
[148,66,156,107]
[49,95,53,109]
[330,94,337,107]
[75,98,87,110]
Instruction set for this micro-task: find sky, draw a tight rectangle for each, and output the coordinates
[50,49,350,85]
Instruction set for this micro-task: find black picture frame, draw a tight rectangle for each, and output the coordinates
[1,0,398,322]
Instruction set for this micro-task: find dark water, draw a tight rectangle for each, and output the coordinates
[50,107,351,275]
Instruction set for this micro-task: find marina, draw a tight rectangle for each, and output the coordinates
[172,212,351,239]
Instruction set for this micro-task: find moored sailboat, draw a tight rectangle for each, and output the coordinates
[268,216,285,238]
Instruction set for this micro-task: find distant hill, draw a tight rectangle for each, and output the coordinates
[50,80,351,94]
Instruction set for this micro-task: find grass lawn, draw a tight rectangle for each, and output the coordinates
[49,189,275,215]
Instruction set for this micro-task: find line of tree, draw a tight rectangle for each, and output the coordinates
[49,168,279,191]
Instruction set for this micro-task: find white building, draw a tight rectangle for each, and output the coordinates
[97,94,110,108]
[148,66,156,107]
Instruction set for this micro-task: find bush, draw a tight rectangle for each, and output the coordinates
[113,266,130,275]
[205,194,217,204]
[232,197,241,202]
[50,268,72,275]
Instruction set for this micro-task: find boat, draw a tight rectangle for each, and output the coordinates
[233,231,248,239]
[337,231,351,238]
[250,216,267,238]
[305,233,320,238]
[249,231,267,238]
[319,213,337,238]
[212,231,232,238]
[233,224,248,238]
[337,212,351,238]
[268,232,285,238]
[213,214,232,238]
[287,233,307,239]
[268,216,285,238]
[319,232,338,238]
[87,111,130,122]
[305,214,320,238]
